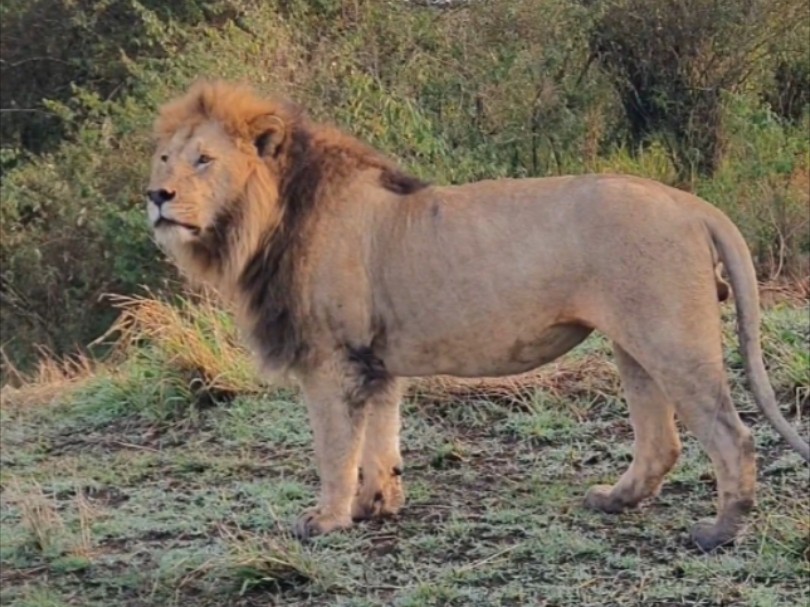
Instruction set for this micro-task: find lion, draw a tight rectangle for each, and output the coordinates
[146,80,809,552]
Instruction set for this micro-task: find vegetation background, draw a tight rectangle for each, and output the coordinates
[1,0,808,370]
[0,2,808,606]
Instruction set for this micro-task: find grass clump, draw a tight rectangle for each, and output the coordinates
[2,292,262,428]
[98,292,258,396]
[220,525,345,595]
[3,478,97,568]
[177,523,347,597]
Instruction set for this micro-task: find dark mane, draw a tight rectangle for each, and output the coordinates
[190,203,244,271]
[379,168,429,195]
[238,122,427,371]
[239,127,318,368]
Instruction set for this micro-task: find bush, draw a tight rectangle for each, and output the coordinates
[590,0,808,177]
[0,99,165,366]
[696,97,810,279]
[0,0,243,160]
[0,0,807,371]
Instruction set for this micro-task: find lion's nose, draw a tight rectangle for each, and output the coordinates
[146,189,176,206]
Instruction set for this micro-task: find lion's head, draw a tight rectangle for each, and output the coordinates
[146,80,303,280]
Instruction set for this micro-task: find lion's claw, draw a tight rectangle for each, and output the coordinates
[584,484,629,514]
[351,472,404,521]
[292,508,352,540]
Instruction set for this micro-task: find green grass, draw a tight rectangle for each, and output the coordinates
[1,305,808,606]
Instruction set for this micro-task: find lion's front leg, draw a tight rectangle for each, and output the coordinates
[352,379,405,521]
[295,367,369,539]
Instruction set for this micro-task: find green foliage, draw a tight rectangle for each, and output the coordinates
[68,352,197,426]
[591,0,809,177]
[0,0,244,156]
[697,97,810,277]
[1,0,808,370]
[0,102,164,367]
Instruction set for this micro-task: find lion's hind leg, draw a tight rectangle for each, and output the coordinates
[352,379,406,521]
[601,329,756,552]
[585,344,681,513]
[654,363,756,552]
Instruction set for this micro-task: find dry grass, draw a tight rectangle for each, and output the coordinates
[759,277,810,307]
[95,292,260,397]
[4,477,99,564]
[97,290,624,410]
[72,491,99,560]
[1,291,622,415]
[412,354,620,410]
[7,477,98,559]
[0,291,267,412]
[0,348,97,410]
[6,478,65,555]
[3,280,803,415]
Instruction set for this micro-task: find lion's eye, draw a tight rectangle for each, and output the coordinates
[197,154,213,166]
[160,154,169,162]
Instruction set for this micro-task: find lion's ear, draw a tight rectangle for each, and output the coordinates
[249,114,286,159]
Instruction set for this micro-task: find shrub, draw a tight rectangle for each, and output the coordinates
[590,0,808,177]
[0,0,244,160]
[0,0,807,372]
[697,97,810,279]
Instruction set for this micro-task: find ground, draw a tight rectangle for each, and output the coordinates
[1,304,808,607]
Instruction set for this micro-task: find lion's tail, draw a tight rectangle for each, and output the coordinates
[705,210,810,462]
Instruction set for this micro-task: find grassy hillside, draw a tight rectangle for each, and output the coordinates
[1,300,808,606]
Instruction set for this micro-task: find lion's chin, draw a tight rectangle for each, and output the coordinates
[148,202,201,239]
[155,216,200,233]
[153,221,200,248]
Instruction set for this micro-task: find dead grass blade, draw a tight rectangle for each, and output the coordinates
[94,291,260,397]
[0,347,97,410]
[7,477,65,554]
[72,490,99,559]
[412,353,620,410]
[759,278,810,307]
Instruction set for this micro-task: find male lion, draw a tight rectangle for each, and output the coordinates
[146,80,809,552]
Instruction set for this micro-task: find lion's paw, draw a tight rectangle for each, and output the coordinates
[584,484,629,514]
[351,471,404,521]
[689,518,738,552]
[292,508,352,540]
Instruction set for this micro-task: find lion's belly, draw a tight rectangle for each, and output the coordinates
[384,323,592,378]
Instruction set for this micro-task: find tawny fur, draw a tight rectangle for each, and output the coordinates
[147,80,809,551]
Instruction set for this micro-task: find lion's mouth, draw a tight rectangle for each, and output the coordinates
[154,216,201,235]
